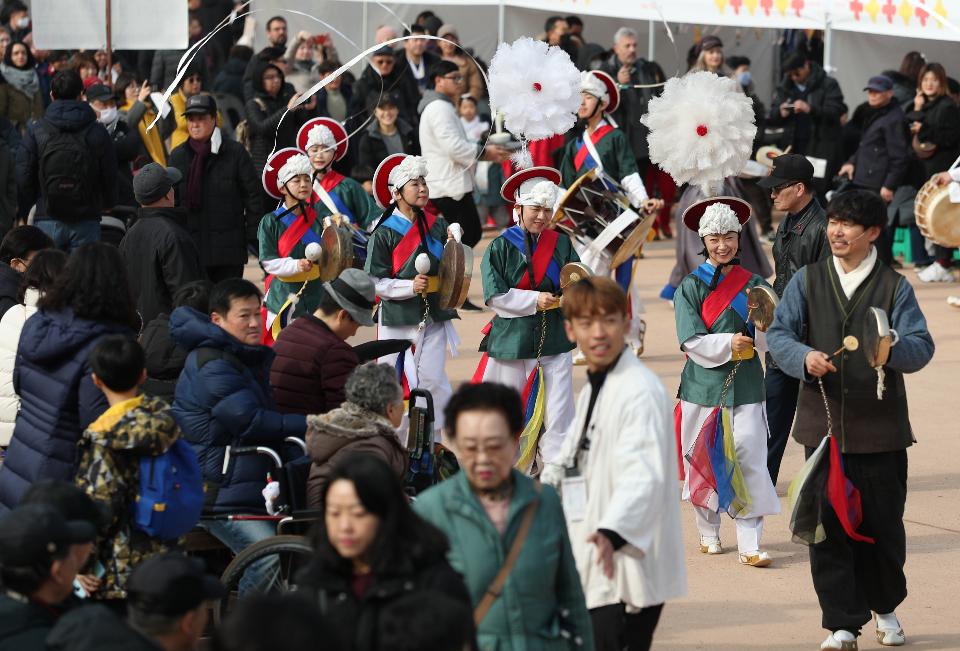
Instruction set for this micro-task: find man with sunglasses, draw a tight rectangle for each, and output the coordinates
[758,153,829,484]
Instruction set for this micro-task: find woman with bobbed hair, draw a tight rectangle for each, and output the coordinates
[0,243,140,509]
[304,363,407,508]
[297,454,473,651]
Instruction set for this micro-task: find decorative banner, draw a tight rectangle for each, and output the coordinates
[492,0,826,28]
[829,0,960,41]
[667,0,827,28]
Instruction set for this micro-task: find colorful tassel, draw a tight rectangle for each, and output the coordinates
[686,407,751,516]
[514,364,545,473]
[826,436,875,543]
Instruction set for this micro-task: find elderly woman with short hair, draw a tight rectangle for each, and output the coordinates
[305,363,407,508]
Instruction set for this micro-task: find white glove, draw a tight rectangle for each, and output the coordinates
[262,481,281,516]
[620,172,649,208]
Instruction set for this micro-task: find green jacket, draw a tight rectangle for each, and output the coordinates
[674,267,770,407]
[258,208,327,318]
[481,229,578,360]
[414,471,594,651]
[365,211,458,327]
[560,123,638,187]
[313,174,381,230]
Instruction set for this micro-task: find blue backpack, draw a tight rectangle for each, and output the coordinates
[133,438,204,541]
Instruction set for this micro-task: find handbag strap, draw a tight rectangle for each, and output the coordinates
[472,482,542,626]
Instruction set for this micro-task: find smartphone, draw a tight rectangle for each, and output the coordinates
[72,559,106,599]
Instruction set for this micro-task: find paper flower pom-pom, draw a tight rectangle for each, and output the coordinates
[641,71,757,196]
[488,37,581,142]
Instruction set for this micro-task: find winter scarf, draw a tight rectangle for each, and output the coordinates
[186,137,212,210]
[0,63,39,98]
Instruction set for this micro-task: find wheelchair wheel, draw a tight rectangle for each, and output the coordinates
[214,534,313,625]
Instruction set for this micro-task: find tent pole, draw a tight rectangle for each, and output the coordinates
[498,0,505,44]
[362,0,368,45]
[823,16,833,73]
[105,0,113,88]
[648,19,655,61]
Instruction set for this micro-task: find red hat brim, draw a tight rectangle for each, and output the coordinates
[372,154,408,208]
[590,70,620,114]
[297,117,348,161]
[500,166,562,203]
[682,196,752,233]
[261,147,306,200]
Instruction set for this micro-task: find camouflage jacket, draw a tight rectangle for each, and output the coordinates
[75,394,180,599]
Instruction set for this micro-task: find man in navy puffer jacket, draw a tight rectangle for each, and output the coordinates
[170,278,305,591]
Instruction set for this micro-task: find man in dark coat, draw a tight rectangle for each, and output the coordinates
[349,48,421,132]
[0,504,95,650]
[170,279,305,591]
[271,268,375,415]
[767,54,846,194]
[120,163,204,326]
[757,155,829,484]
[168,94,260,283]
[16,70,117,252]
[598,27,665,171]
[838,75,909,202]
[46,553,226,651]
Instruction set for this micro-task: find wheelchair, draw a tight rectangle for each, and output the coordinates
[202,388,457,623]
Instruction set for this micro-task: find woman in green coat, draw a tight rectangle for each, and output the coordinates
[414,383,594,651]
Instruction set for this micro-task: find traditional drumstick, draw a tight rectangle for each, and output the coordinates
[827,335,859,359]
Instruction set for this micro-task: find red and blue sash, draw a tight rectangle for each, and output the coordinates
[501,226,560,290]
[313,171,355,221]
[694,262,753,335]
[471,228,561,384]
[573,124,614,173]
[381,211,444,275]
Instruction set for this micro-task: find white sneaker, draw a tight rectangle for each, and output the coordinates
[875,612,906,647]
[947,295,960,307]
[917,262,955,283]
[820,630,858,650]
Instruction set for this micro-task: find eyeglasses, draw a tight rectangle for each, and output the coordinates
[770,182,799,197]
[443,74,464,82]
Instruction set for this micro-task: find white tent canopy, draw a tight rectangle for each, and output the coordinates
[255,0,958,110]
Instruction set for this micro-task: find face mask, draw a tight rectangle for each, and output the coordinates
[16,16,29,29]
[97,106,118,125]
[737,71,751,87]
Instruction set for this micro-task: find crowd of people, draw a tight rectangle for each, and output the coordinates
[0,2,949,650]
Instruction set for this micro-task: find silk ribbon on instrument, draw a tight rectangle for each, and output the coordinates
[685,406,752,516]
[787,378,875,545]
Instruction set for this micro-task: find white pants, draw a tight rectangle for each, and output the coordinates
[377,321,455,433]
[573,240,645,340]
[477,352,575,465]
[695,507,764,554]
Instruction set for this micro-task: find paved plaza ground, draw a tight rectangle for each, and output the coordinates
[247,225,960,650]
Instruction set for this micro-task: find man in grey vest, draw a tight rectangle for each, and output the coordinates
[768,190,934,651]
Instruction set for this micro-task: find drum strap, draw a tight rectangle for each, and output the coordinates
[313,171,356,222]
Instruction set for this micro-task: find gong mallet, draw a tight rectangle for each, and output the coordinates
[827,335,860,359]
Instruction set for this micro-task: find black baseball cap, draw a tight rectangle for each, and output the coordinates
[134,163,182,205]
[758,153,814,189]
[864,74,893,92]
[127,553,226,616]
[85,83,114,103]
[182,93,218,116]
[21,479,110,531]
[0,504,96,567]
